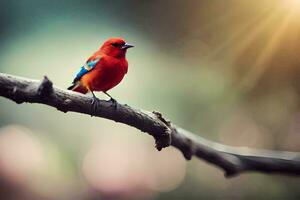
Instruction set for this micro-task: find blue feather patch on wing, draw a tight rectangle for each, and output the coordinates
[72,58,100,83]
[87,59,100,67]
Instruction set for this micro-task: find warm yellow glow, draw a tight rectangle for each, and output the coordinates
[289,0,300,6]
[284,0,300,12]
[239,12,293,91]
[233,1,300,91]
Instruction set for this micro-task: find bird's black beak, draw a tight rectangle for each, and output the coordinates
[121,43,134,50]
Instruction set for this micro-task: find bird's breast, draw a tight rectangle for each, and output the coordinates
[87,58,128,91]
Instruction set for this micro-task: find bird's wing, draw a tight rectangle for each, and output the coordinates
[72,55,102,83]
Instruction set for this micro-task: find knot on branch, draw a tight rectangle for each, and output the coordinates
[221,154,244,177]
[152,111,172,151]
[181,137,195,160]
[12,86,24,104]
[56,98,72,113]
[38,76,53,98]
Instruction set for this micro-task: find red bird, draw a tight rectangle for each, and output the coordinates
[68,38,133,109]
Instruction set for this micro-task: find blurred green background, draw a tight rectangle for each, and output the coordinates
[1,0,300,199]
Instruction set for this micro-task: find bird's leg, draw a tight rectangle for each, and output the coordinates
[103,91,118,109]
[90,90,100,114]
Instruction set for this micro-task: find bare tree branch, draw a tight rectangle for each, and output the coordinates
[0,72,300,177]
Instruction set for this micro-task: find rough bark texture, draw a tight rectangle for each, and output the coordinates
[0,72,300,178]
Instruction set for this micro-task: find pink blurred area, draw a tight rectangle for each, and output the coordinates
[0,125,185,200]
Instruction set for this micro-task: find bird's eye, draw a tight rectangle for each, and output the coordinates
[111,43,119,47]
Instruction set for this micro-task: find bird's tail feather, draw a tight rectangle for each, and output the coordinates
[67,83,88,94]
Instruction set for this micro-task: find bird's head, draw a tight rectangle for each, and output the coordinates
[100,38,134,58]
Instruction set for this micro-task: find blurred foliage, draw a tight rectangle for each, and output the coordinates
[0,0,300,199]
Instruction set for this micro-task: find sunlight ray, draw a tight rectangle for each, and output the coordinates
[238,11,294,92]
[231,12,280,61]
[208,7,274,59]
